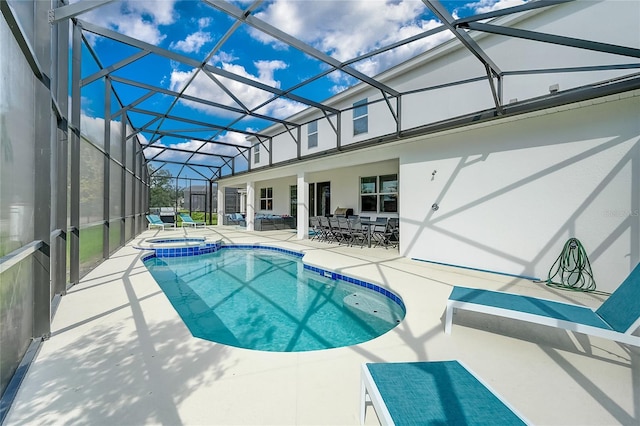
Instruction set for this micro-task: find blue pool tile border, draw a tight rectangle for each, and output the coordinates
[139,241,306,260]
[138,241,222,260]
[140,241,404,312]
[221,244,304,258]
[303,264,405,312]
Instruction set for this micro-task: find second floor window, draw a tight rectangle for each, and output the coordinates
[353,99,368,135]
[308,120,318,148]
[260,187,273,210]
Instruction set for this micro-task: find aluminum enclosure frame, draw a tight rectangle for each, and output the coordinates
[42,0,640,183]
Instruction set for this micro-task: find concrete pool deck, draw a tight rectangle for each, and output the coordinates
[4,226,639,425]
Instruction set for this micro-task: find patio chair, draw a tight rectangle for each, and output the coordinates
[361,361,527,425]
[445,262,640,347]
[309,216,322,240]
[318,216,333,242]
[146,214,173,230]
[374,218,398,249]
[179,213,206,228]
[337,216,352,245]
[370,217,387,245]
[328,216,344,243]
[348,218,367,248]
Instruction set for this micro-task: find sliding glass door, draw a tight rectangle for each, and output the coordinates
[308,181,331,216]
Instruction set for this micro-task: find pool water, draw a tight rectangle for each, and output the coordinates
[144,248,405,352]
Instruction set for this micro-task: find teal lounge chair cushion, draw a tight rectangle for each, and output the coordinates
[365,361,525,425]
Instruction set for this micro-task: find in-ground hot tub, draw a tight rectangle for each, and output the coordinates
[135,237,222,257]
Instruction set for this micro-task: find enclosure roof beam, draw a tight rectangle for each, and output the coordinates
[77,19,339,115]
[142,144,235,160]
[109,75,297,127]
[423,0,502,76]
[502,63,640,76]
[146,158,227,170]
[81,51,150,86]
[341,25,449,67]
[129,108,267,138]
[454,0,574,25]
[149,130,249,151]
[204,0,400,97]
[463,21,640,59]
[48,0,116,23]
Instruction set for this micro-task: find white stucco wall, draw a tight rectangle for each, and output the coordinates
[253,176,296,216]
[399,93,640,293]
[248,0,639,173]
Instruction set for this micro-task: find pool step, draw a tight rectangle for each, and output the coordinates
[343,292,402,324]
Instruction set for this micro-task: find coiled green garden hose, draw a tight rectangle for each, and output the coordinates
[546,238,596,292]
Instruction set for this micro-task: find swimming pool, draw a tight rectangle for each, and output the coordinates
[143,246,405,352]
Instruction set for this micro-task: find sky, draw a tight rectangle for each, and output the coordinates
[74,0,527,179]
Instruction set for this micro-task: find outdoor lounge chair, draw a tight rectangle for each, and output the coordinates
[225,213,246,226]
[179,213,206,228]
[361,361,528,425]
[444,262,640,346]
[146,214,173,230]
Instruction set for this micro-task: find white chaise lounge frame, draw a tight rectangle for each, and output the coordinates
[179,213,205,228]
[445,263,640,347]
[146,214,173,230]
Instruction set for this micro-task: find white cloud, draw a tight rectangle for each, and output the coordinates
[78,115,244,167]
[170,31,213,53]
[124,0,175,26]
[78,0,177,45]
[211,51,239,65]
[142,134,251,163]
[466,0,527,14]
[197,17,213,29]
[250,0,454,88]
[169,58,304,119]
[80,115,135,151]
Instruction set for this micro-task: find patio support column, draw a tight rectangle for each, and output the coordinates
[103,78,111,259]
[69,20,82,286]
[246,181,255,231]
[296,173,308,240]
[51,1,69,296]
[120,115,126,246]
[129,119,136,237]
[240,190,246,213]
[216,185,224,227]
[33,0,52,339]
